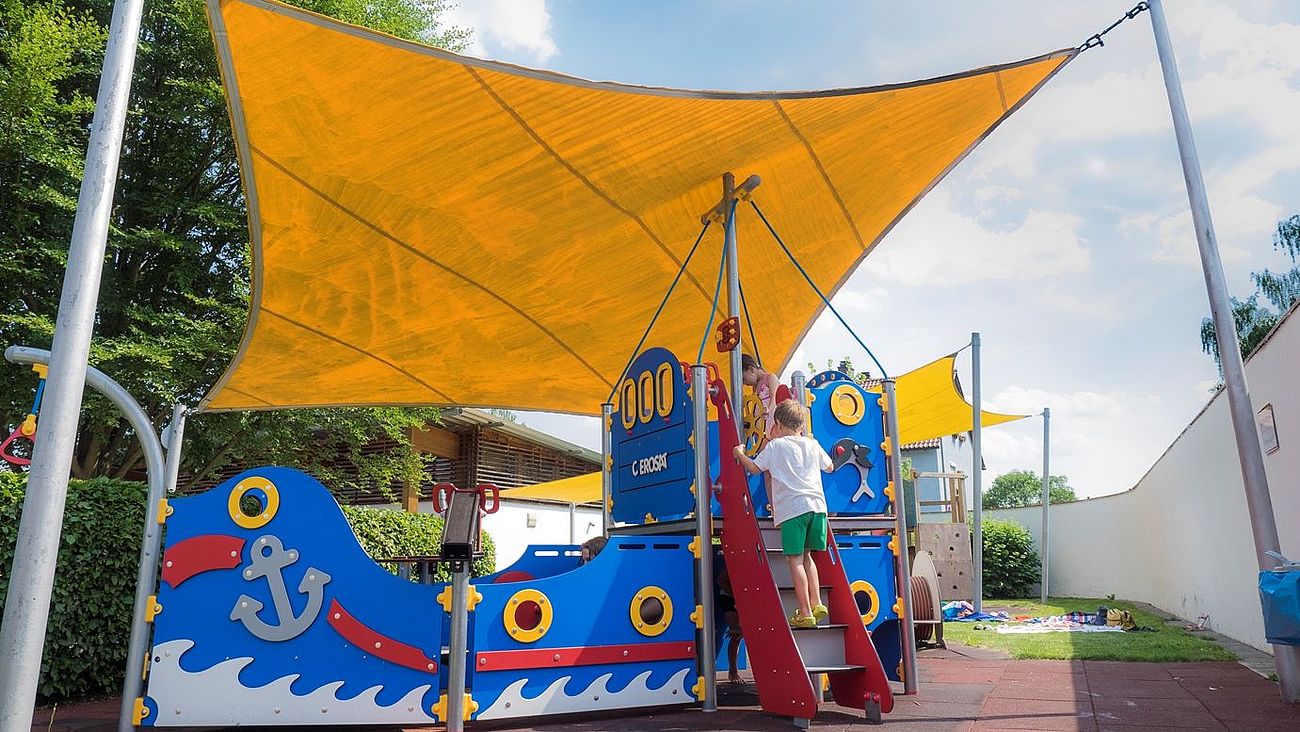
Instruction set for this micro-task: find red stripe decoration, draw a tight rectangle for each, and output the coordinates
[326,600,438,674]
[161,534,246,588]
[475,641,695,672]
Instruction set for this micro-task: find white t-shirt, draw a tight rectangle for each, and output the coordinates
[753,435,831,525]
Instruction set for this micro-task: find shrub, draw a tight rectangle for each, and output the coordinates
[0,473,147,701]
[981,518,1040,597]
[0,474,493,702]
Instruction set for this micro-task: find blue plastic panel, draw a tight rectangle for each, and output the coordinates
[610,348,696,524]
[475,545,581,584]
[808,379,890,516]
[470,536,698,720]
[835,534,901,680]
[145,467,445,726]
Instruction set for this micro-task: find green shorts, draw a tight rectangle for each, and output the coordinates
[779,511,827,556]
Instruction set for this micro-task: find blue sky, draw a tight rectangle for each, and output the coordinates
[445,1,1300,498]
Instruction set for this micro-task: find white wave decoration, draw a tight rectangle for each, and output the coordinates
[477,667,691,721]
[145,639,437,726]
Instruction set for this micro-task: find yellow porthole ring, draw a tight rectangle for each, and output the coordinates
[227,476,280,529]
[830,384,865,426]
[630,585,673,637]
[504,589,552,643]
[851,579,881,626]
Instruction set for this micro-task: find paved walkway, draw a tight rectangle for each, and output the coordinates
[30,649,1300,731]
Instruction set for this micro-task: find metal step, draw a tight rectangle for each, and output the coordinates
[775,588,833,625]
[764,550,834,589]
[791,625,846,668]
[805,664,867,674]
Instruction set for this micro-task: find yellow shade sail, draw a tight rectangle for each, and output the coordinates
[199,0,1074,414]
[501,472,602,505]
[885,353,1027,445]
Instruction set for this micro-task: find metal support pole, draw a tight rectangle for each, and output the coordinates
[1148,0,1300,701]
[3,348,167,732]
[568,503,576,544]
[722,174,744,426]
[691,365,717,711]
[791,370,807,406]
[601,403,613,533]
[162,404,187,494]
[0,0,147,724]
[882,380,917,694]
[1040,407,1050,605]
[970,332,983,614]
[445,562,471,731]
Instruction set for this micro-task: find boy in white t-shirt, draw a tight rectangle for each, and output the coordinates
[732,399,833,629]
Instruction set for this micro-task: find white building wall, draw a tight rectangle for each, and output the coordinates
[988,305,1300,653]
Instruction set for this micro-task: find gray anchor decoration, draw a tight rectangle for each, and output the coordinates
[230,534,331,642]
[830,437,876,502]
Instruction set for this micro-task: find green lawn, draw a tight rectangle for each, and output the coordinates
[942,597,1237,662]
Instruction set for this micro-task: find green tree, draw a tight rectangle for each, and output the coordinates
[1201,214,1300,370]
[982,469,1076,510]
[0,0,467,494]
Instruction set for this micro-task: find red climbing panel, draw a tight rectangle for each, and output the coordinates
[711,376,820,721]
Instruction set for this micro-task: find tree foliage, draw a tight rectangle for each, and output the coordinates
[1201,214,1300,370]
[0,0,468,493]
[983,469,1076,510]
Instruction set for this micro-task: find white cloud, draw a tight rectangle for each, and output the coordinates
[1119,196,1273,267]
[870,190,1089,286]
[980,385,1166,498]
[447,0,558,63]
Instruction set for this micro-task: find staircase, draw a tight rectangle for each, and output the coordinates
[709,376,894,726]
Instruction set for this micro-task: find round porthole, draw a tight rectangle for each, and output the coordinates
[504,589,552,643]
[630,586,673,637]
[830,384,866,426]
[851,579,881,626]
[227,476,279,529]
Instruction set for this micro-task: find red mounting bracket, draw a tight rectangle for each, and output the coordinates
[432,482,501,515]
[715,317,740,352]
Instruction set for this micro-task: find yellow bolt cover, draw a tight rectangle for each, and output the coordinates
[884,485,894,501]
[878,395,888,412]
[893,598,903,615]
[689,604,704,629]
[688,536,701,559]
[145,595,162,623]
[644,513,657,524]
[691,675,706,701]
[131,698,149,725]
[32,364,48,379]
[888,537,899,555]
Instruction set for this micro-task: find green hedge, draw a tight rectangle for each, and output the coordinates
[341,504,496,581]
[0,474,493,702]
[982,518,1040,597]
